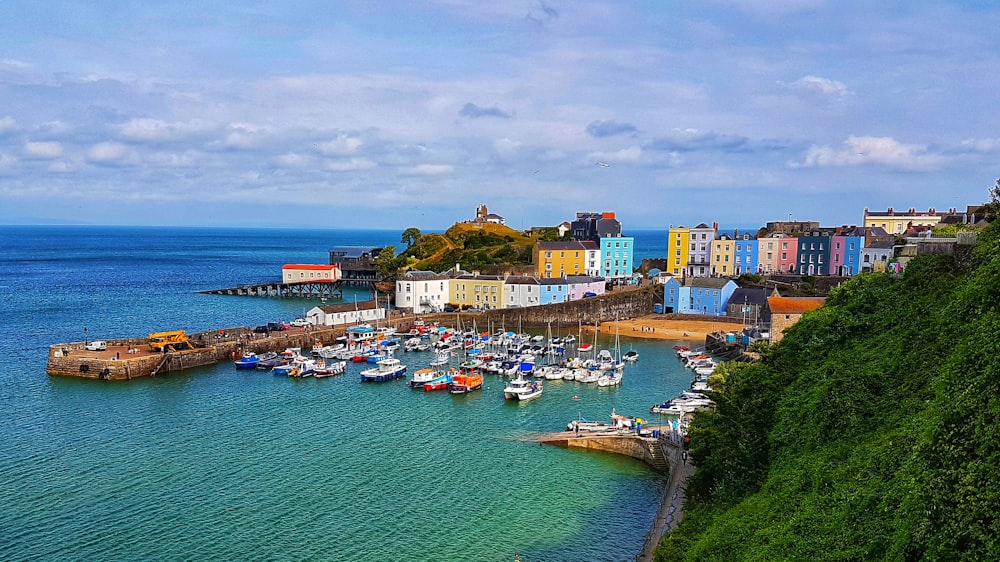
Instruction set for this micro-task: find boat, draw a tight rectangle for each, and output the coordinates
[577,343,593,353]
[423,370,455,391]
[503,375,543,401]
[448,372,484,394]
[360,357,407,382]
[623,350,639,362]
[409,368,442,388]
[254,352,283,370]
[596,369,623,387]
[429,350,451,367]
[287,357,318,378]
[234,352,260,369]
[314,360,346,378]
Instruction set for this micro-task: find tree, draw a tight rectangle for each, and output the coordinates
[983,178,1000,222]
[375,245,406,280]
[401,227,422,247]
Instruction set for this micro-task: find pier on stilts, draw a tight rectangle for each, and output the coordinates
[198,279,362,299]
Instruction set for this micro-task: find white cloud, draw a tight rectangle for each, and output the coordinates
[588,146,642,163]
[325,158,377,172]
[494,138,523,157]
[220,123,271,149]
[315,134,363,155]
[0,116,16,134]
[275,153,311,167]
[409,164,453,175]
[87,142,129,163]
[795,136,946,171]
[959,138,1000,153]
[1,59,31,69]
[119,118,214,142]
[792,75,851,98]
[24,141,63,159]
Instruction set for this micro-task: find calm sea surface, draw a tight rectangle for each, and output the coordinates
[0,226,694,562]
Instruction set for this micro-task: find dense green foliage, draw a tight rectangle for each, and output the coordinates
[400,222,537,273]
[657,223,1000,561]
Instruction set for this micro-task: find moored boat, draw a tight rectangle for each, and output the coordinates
[360,357,407,382]
[314,360,347,378]
[448,372,484,394]
[409,367,442,388]
[423,370,455,391]
[234,352,260,369]
[503,375,543,401]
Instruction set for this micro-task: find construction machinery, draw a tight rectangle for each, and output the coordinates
[148,330,190,352]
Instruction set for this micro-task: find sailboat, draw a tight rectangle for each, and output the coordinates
[597,321,624,387]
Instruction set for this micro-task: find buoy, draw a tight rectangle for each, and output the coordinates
[573,395,579,400]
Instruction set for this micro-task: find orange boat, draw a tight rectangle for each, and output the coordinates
[448,371,484,394]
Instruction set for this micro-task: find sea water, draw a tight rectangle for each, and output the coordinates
[0,225,693,561]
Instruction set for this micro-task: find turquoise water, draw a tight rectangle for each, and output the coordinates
[0,226,690,561]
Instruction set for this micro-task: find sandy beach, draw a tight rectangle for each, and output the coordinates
[583,314,746,342]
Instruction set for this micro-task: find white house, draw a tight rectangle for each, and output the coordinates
[306,300,386,326]
[282,264,341,283]
[504,275,541,308]
[395,271,451,313]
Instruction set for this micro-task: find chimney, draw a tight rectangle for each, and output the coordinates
[888,207,894,215]
[712,222,719,231]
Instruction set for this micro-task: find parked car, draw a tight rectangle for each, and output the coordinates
[289,318,309,327]
[267,322,286,332]
[253,325,269,334]
[85,340,107,351]
[443,306,456,313]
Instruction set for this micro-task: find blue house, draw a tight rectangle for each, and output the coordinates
[538,278,569,305]
[663,277,738,316]
[600,236,635,280]
[797,231,835,275]
[733,234,759,275]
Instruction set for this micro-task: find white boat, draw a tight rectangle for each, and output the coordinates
[286,357,318,378]
[314,360,346,378]
[622,350,638,362]
[503,375,543,401]
[429,350,451,367]
[596,369,622,387]
[409,367,442,388]
[360,357,407,382]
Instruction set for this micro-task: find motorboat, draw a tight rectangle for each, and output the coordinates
[448,372,484,394]
[360,358,407,382]
[423,370,454,391]
[234,352,260,369]
[503,375,543,401]
[409,368,442,388]
[314,360,346,378]
[623,350,639,362]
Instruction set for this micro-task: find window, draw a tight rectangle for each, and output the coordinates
[781,252,787,260]
[546,251,551,258]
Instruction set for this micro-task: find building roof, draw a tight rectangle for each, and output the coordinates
[454,274,504,281]
[316,300,379,314]
[400,270,446,280]
[539,278,567,285]
[866,240,896,250]
[565,275,604,283]
[283,264,338,270]
[537,241,590,251]
[767,296,826,314]
[729,287,775,307]
[505,275,539,285]
[683,278,734,289]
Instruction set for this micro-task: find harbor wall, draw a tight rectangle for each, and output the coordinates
[542,433,671,475]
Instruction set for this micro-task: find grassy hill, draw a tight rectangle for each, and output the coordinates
[656,224,1000,560]
[403,222,539,273]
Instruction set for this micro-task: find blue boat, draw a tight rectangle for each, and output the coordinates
[234,352,260,369]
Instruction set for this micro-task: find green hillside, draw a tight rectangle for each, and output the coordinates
[402,222,538,273]
[657,224,1000,560]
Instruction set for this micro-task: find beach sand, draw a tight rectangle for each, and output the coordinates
[583,314,746,342]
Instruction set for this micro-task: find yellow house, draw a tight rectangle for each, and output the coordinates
[710,236,736,276]
[863,207,942,237]
[668,226,691,276]
[450,273,505,310]
[534,241,589,279]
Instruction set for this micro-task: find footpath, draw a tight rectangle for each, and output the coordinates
[637,446,696,562]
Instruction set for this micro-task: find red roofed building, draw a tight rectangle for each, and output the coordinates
[767,296,826,342]
[282,264,341,283]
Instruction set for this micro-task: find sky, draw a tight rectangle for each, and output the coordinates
[1,1,999,231]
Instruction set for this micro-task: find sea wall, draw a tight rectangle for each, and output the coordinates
[542,433,671,475]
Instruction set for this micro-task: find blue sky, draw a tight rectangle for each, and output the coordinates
[1,1,998,230]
